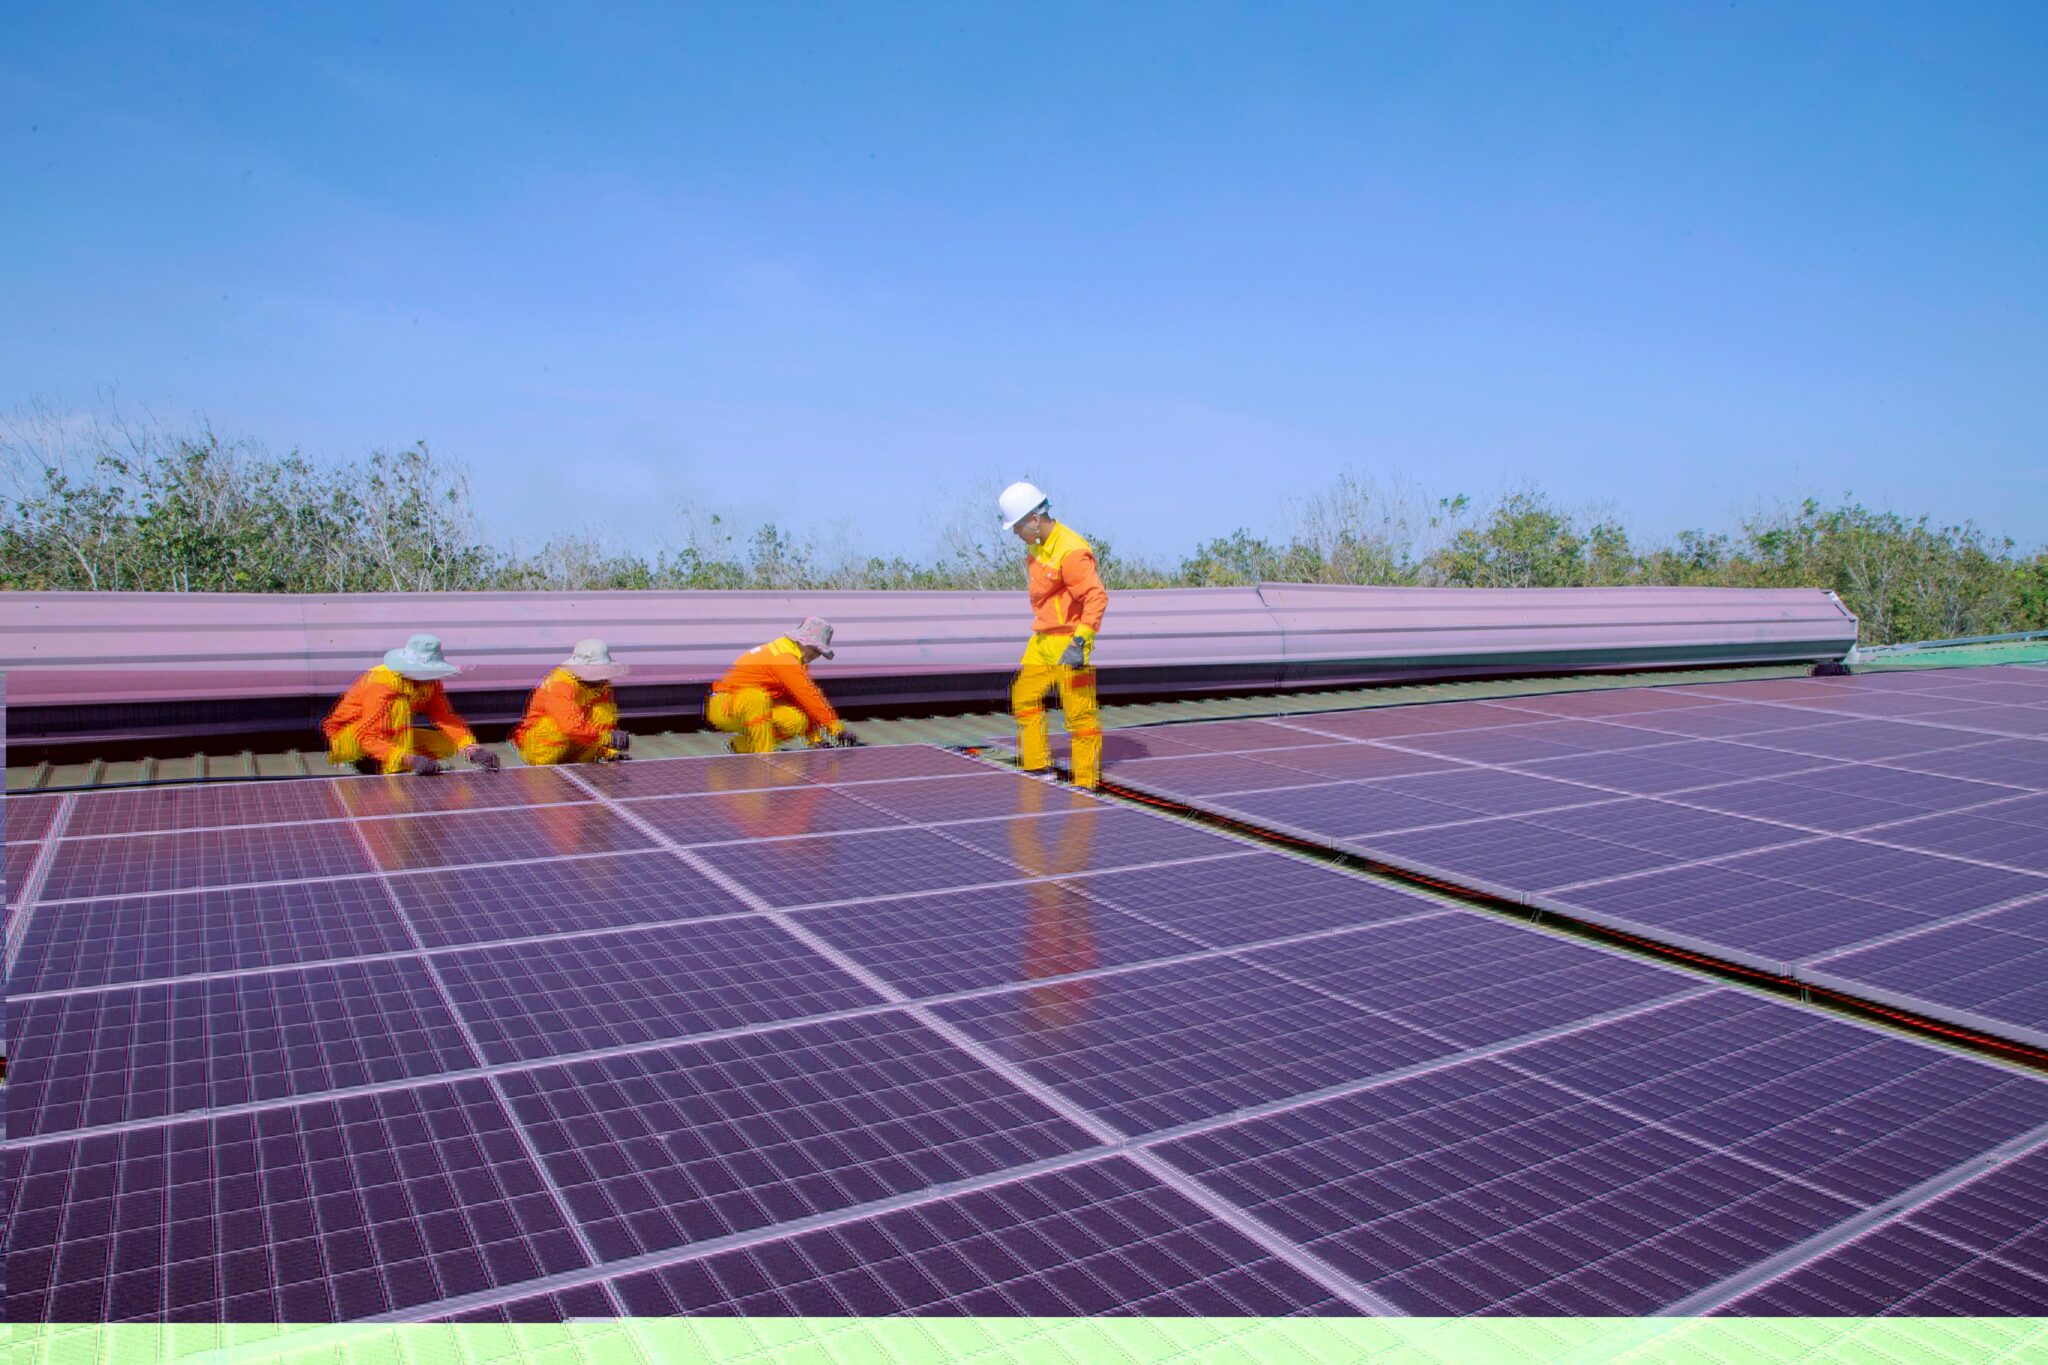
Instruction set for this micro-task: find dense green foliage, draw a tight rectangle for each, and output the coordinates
[4,409,2042,645]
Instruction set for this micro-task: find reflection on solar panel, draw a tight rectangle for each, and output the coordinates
[1109,666,2048,1050]
[7,737,2048,1322]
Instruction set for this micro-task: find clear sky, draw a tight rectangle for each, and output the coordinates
[6,2,2044,563]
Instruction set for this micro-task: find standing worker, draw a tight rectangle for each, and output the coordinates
[706,617,858,753]
[1000,481,1108,788]
[323,634,502,776]
[511,639,633,766]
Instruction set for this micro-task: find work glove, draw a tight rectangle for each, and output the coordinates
[1058,634,1093,669]
[407,754,444,777]
[462,745,502,772]
[603,729,631,753]
[834,729,867,748]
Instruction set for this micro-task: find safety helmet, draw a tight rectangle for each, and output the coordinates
[998,480,1050,531]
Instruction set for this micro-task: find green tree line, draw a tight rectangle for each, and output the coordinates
[4,406,2043,645]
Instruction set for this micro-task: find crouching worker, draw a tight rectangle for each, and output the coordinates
[324,634,502,776]
[706,617,860,753]
[512,639,632,766]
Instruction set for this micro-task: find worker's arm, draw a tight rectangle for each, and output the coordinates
[535,678,605,746]
[770,657,842,734]
[1061,548,1108,639]
[418,683,478,749]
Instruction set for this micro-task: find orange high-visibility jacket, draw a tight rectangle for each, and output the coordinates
[322,666,476,772]
[1026,522,1108,639]
[510,668,617,752]
[711,638,841,734]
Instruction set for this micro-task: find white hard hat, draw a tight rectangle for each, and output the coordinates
[998,480,1049,531]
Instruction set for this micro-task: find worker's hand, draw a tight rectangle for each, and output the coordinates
[604,729,631,753]
[407,754,444,777]
[462,745,502,772]
[836,729,867,747]
[1058,634,1092,669]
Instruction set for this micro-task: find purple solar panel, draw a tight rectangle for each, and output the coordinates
[8,956,478,1137]
[790,881,1203,998]
[576,752,809,799]
[386,852,750,948]
[332,766,592,819]
[1722,1143,2048,1316]
[1205,781,1487,841]
[1357,818,1679,896]
[442,1283,618,1323]
[1256,743,1465,781]
[1069,852,1452,948]
[1872,811,2048,874]
[1239,914,1700,1047]
[1551,863,1935,970]
[931,954,1461,1136]
[492,1011,1096,1261]
[1805,914,2048,1048]
[766,744,995,784]
[1614,739,1835,779]
[1605,704,1828,740]
[692,825,1018,908]
[1369,768,1622,818]
[1160,993,2048,1316]
[609,1157,1346,1316]
[354,804,654,873]
[631,786,907,846]
[39,821,373,901]
[4,1080,589,1322]
[1283,702,1537,741]
[840,772,1102,822]
[62,781,345,838]
[1383,726,1607,766]
[8,793,64,845]
[1753,721,1993,762]
[1492,688,1723,718]
[1673,777,1947,833]
[1509,750,1764,796]
[1721,839,2046,914]
[10,879,416,995]
[1108,751,1329,796]
[1120,719,1340,754]
[938,806,1253,878]
[431,918,884,1064]
[1881,737,2048,790]
[1524,801,1805,859]
[8,838,40,906]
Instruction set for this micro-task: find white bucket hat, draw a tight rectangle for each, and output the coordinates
[790,617,836,660]
[383,634,461,681]
[562,638,628,682]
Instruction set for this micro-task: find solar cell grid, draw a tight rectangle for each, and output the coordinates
[629,786,907,846]
[1507,750,1762,796]
[839,772,1101,823]
[1379,726,1606,766]
[1280,701,1535,741]
[939,805,1252,878]
[1720,839,2046,913]
[1722,1218,2048,1315]
[385,852,750,949]
[1601,705,1832,739]
[1369,768,1626,817]
[61,780,346,839]
[1880,738,2048,790]
[8,839,39,906]
[790,881,1203,999]
[443,1283,618,1323]
[1069,852,1453,948]
[491,1010,1097,1262]
[8,792,63,845]
[1930,705,2048,738]
[332,766,592,820]
[1203,781,1489,841]
[1523,801,1806,859]
[931,954,1461,1136]
[1805,921,2048,1048]
[1871,811,2048,874]
[1357,818,1678,895]
[577,752,812,799]
[766,745,994,784]
[1099,751,1326,797]
[691,825,1018,908]
[1118,719,1340,754]
[1745,722,1994,762]
[608,1156,1346,1316]
[353,804,653,874]
[7,955,479,1138]
[10,879,417,996]
[1238,916,1701,1048]
[1486,688,1723,718]
[1606,739,1835,779]
[3,1079,590,1322]
[430,918,886,1065]
[1255,743,1465,781]
[39,822,373,902]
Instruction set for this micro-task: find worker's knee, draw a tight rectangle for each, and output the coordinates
[414,730,461,759]
[769,705,808,740]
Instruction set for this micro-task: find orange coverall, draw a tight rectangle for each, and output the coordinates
[1012,521,1109,787]
[706,638,844,753]
[323,666,477,774]
[511,668,622,766]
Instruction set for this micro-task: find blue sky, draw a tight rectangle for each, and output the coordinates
[5,2,2044,563]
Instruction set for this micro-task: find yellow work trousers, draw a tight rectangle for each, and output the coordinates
[516,721,610,767]
[1012,633,1101,788]
[332,726,460,776]
[706,689,808,753]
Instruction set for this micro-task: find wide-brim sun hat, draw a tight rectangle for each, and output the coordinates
[562,638,629,681]
[790,617,836,659]
[384,633,462,681]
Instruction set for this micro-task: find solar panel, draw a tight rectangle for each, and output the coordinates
[1108,672,2048,1049]
[10,737,2048,1323]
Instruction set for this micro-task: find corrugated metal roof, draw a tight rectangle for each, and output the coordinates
[10,646,2035,793]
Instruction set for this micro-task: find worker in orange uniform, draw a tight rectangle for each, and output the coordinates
[706,617,860,753]
[511,639,633,766]
[1000,481,1108,788]
[323,634,502,776]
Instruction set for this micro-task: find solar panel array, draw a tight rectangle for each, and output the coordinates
[4,733,2048,1321]
[1105,664,2048,1055]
